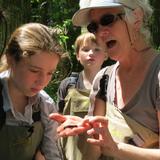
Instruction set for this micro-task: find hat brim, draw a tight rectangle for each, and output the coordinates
[72,3,122,26]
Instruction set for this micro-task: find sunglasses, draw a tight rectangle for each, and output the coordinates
[87,13,124,33]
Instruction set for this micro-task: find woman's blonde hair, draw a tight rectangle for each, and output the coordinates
[0,23,65,72]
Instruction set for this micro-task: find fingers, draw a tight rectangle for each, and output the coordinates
[49,114,90,137]
[87,138,103,146]
[87,127,101,136]
[49,113,66,123]
[57,119,92,137]
[58,126,89,137]
[56,117,81,133]
[57,127,77,137]
[89,116,108,126]
[49,113,109,140]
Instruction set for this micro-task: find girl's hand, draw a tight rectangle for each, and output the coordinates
[49,113,91,137]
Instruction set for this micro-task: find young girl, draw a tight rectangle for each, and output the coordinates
[0,23,64,160]
[57,32,107,160]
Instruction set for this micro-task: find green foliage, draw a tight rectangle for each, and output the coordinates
[54,20,71,51]
[149,0,160,49]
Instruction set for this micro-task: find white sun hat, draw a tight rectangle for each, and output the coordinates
[72,0,136,26]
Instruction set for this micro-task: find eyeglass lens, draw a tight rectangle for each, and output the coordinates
[87,14,122,33]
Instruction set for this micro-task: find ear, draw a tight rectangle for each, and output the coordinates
[132,7,144,31]
[76,52,80,61]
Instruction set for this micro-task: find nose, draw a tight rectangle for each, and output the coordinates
[89,49,94,54]
[36,73,48,88]
[95,26,110,43]
[88,49,95,56]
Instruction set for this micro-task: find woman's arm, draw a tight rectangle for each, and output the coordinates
[93,98,106,116]
[89,67,108,115]
[86,114,160,160]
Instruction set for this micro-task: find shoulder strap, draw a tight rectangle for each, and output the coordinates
[97,65,115,101]
[66,72,79,90]
[32,98,41,122]
[32,110,41,122]
[0,80,5,130]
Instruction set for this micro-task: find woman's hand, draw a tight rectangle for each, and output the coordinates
[49,113,91,137]
[86,116,118,156]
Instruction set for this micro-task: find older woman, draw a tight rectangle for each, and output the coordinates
[50,0,160,160]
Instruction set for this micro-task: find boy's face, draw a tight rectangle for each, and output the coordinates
[76,40,107,69]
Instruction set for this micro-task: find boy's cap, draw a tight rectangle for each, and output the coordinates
[72,0,136,26]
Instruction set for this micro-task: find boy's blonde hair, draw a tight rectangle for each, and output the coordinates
[74,32,97,54]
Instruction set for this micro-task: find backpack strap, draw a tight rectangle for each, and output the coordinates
[66,72,79,90]
[58,72,79,113]
[0,80,5,130]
